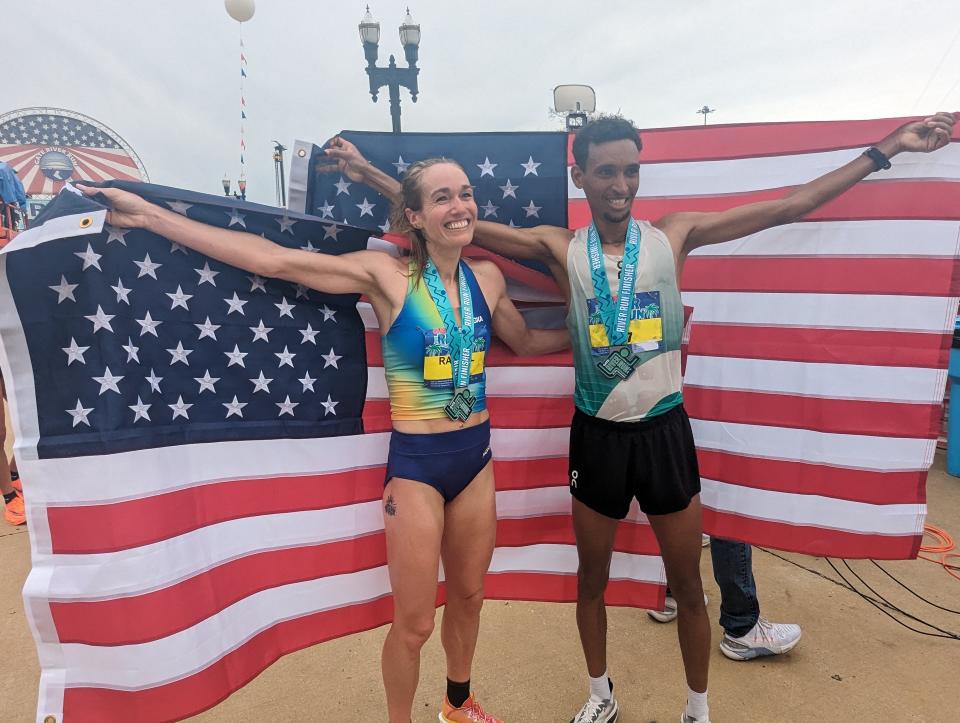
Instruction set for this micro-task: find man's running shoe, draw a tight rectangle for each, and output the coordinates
[647,593,709,623]
[10,471,21,494]
[4,492,25,526]
[439,695,502,723]
[681,713,711,723]
[719,617,802,660]
[569,681,618,723]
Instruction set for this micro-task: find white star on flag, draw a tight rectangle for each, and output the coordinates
[227,209,247,228]
[300,240,318,253]
[75,244,102,271]
[195,317,220,340]
[499,179,519,198]
[477,157,497,177]
[92,366,123,395]
[295,284,310,300]
[521,155,541,176]
[166,285,193,310]
[166,201,193,216]
[300,324,319,344]
[275,346,296,367]
[248,274,267,293]
[393,155,410,175]
[122,337,140,363]
[321,348,342,369]
[145,369,163,393]
[320,304,337,322]
[298,371,316,392]
[250,371,273,393]
[250,320,273,342]
[85,306,115,334]
[128,396,152,422]
[111,278,132,304]
[318,201,335,218]
[105,225,129,245]
[356,198,375,217]
[168,396,193,420]
[196,262,219,286]
[167,341,193,366]
[275,297,295,319]
[62,338,89,365]
[134,254,162,280]
[480,200,499,218]
[321,394,339,416]
[224,292,248,315]
[66,399,93,427]
[223,396,247,419]
[225,345,248,368]
[334,177,352,195]
[276,216,296,233]
[136,311,162,337]
[276,396,299,417]
[323,223,341,240]
[523,200,542,218]
[49,275,78,304]
[195,370,220,393]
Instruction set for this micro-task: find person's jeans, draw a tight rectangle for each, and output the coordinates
[709,537,760,637]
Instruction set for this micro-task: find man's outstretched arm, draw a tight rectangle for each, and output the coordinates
[658,112,957,256]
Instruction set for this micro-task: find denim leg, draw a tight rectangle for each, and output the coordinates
[710,537,760,637]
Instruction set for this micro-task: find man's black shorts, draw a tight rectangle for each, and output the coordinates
[568,404,701,519]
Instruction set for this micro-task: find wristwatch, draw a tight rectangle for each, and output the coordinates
[863,146,892,171]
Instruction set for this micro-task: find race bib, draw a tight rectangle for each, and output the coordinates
[422,326,487,389]
[587,290,663,356]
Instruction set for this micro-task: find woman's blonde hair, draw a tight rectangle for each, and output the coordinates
[389,157,468,285]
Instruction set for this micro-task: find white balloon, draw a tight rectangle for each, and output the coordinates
[224,0,255,22]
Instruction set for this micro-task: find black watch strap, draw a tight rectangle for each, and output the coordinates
[863,146,892,171]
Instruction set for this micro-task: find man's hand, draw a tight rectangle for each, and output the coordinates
[76,184,157,230]
[879,112,957,156]
[319,136,372,183]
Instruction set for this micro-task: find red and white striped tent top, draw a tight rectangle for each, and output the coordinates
[0,108,147,196]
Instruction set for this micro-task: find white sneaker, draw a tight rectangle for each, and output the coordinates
[681,712,711,723]
[720,617,802,660]
[701,534,710,547]
[569,683,618,723]
[646,593,709,623]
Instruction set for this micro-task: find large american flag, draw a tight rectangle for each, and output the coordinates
[0,110,146,197]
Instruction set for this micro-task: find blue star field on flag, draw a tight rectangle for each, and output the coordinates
[4,181,370,458]
[294,131,569,235]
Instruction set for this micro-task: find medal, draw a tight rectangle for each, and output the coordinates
[587,220,642,379]
[422,259,477,421]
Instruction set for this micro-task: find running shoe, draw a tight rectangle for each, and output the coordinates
[719,617,802,660]
[439,695,502,723]
[4,492,25,526]
[10,471,21,494]
[569,683,618,723]
[681,712,711,723]
[647,593,709,623]
[701,534,710,547]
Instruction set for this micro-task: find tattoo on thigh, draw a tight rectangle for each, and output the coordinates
[384,494,397,516]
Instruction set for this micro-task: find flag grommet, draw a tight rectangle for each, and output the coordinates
[79,216,93,228]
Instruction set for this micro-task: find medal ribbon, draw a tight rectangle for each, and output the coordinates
[587,219,641,348]
[423,258,475,391]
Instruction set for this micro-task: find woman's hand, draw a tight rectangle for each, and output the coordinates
[76,184,158,230]
[320,136,372,183]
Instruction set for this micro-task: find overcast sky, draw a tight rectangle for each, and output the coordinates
[8,0,960,205]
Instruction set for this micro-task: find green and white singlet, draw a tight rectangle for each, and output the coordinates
[565,220,684,422]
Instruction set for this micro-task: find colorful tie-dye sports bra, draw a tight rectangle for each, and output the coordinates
[381,261,491,421]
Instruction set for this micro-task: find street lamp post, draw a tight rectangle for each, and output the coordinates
[697,105,715,125]
[359,6,421,133]
[272,141,287,207]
